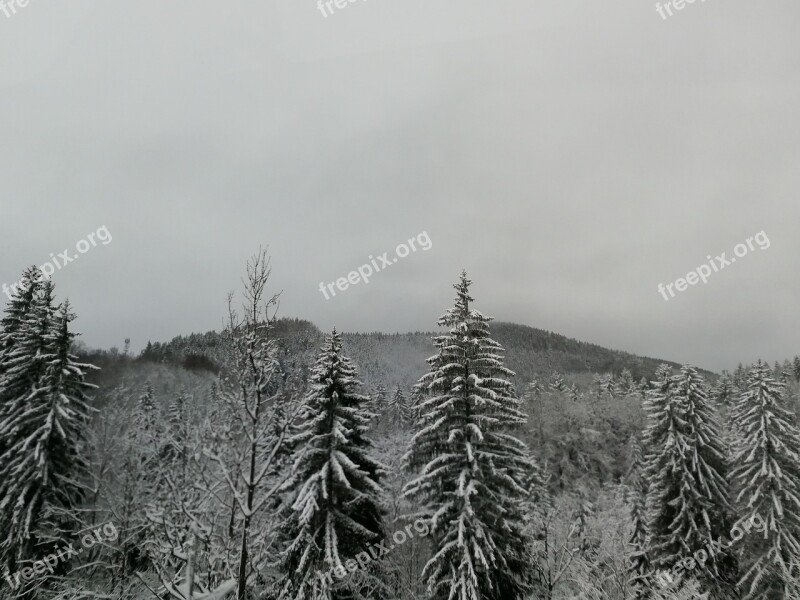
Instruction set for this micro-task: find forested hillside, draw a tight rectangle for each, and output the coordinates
[132,318,694,391]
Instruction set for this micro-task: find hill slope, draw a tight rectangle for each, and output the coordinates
[134,318,708,390]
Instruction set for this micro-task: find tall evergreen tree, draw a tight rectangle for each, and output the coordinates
[371,383,388,416]
[133,382,159,448]
[0,267,42,361]
[601,373,617,398]
[0,267,43,491]
[642,364,736,598]
[712,371,735,406]
[730,361,800,599]
[386,384,409,424]
[278,330,385,600]
[403,272,537,600]
[619,368,635,395]
[0,294,97,571]
[407,383,424,424]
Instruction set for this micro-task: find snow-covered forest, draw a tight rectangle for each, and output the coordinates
[2,250,800,600]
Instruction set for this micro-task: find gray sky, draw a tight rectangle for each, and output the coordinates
[1,0,798,372]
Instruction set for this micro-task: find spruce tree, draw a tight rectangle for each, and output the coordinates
[643,364,736,598]
[619,368,635,395]
[403,272,537,600]
[407,383,424,424]
[387,384,408,424]
[134,382,159,449]
[165,390,191,479]
[712,372,734,406]
[0,270,49,413]
[278,330,385,600]
[371,383,388,416]
[0,274,54,568]
[0,296,97,570]
[0,267,42,361]
[0,268,43,489]
[730,361,800,599]
[592,373,604,398]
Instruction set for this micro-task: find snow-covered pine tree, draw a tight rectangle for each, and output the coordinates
[730,361,800,599]
[601,373,617,398]
[643,364,736,598]
[371,383,388,416]
[0,274,55,570]
[135,383,158,437]
[403,272,537,600]
[0,267,43,499]
[165,390,191,478]
[527,378,544,398]
[0,267,42,362]
[592,373,604,398]
[0,270,49,416]
[277,330,385,600]
[0,296,97,572]
[712,372,734,406]
[625,434,650,599]
[407,383,424,424]
[618,368,635,395]
[794,356,800,382]
[387,384,409,424]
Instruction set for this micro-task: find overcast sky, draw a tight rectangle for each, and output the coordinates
[1,0,798,372]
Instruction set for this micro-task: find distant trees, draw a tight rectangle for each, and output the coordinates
[403,272,538,600]
[712,371,735,406]
[386,385,409,424]
[371,383,387,415]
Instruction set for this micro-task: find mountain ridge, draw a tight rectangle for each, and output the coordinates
[134,317,715,390]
